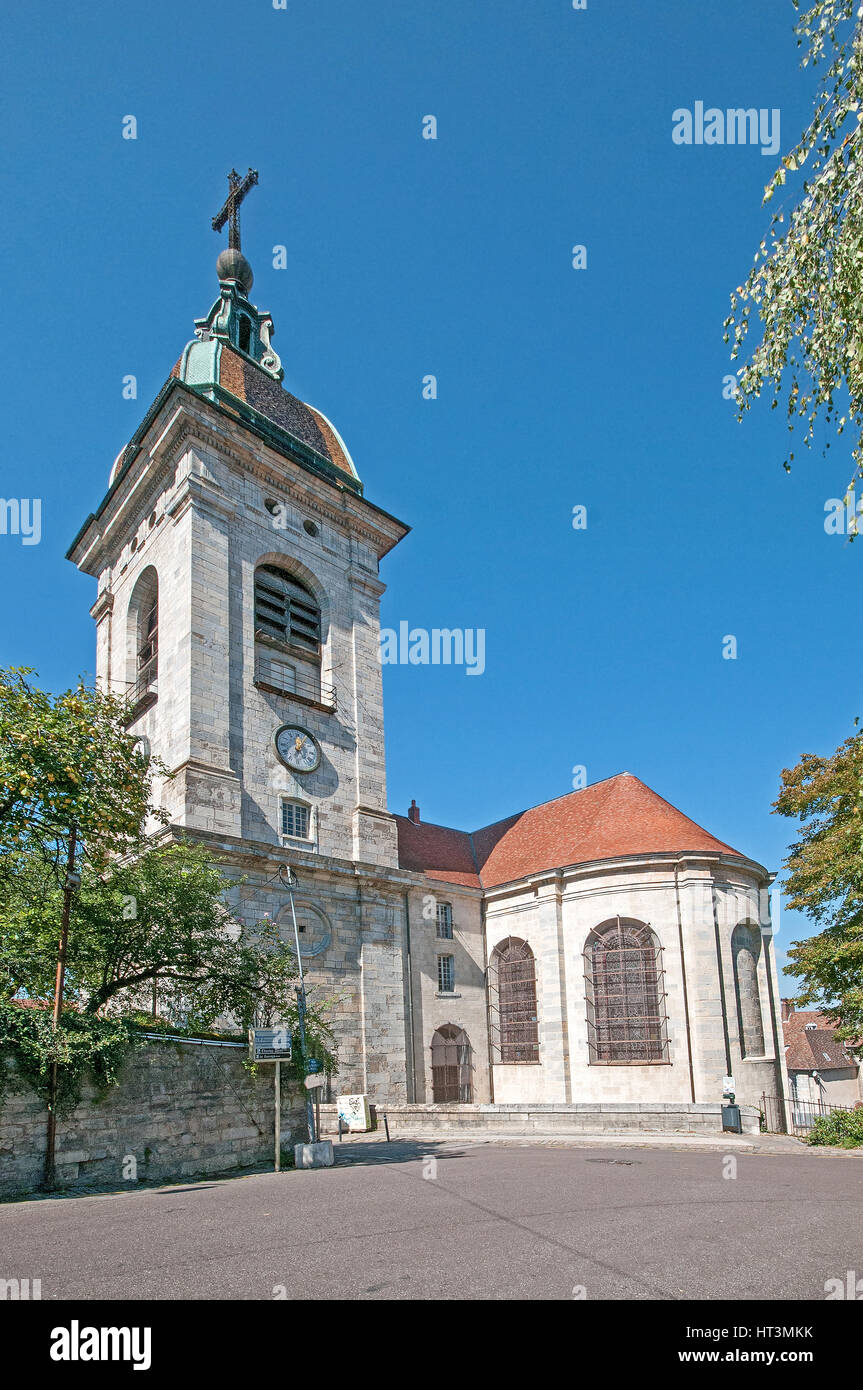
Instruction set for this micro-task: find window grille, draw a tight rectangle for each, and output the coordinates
[430,1025,472,1103]
[584,918,668,1064]
[254,565,321,654]
[281,800,310,840]
[437,955,454,994]
[495,938,540,1062]
[436,902,453,939]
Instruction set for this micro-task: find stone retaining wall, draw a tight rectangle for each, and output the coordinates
[0,1039,306,1199]
[318,1101,762,1137]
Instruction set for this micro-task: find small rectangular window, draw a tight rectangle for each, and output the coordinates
[436,902,453,939]
[281,801,310,839]
[437,955,454,994]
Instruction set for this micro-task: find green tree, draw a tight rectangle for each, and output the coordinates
[0,665,166,1005]
[0,666,162,869]
[774,726,863,1038]
[0,668,335,1064]
[71,841,309,1032]
[726,1,863,498]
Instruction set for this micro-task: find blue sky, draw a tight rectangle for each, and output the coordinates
[1,1,858,974]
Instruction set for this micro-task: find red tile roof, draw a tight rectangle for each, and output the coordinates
[782,1010,858,1071]
[394,772,744,890]
[395,816,480,888]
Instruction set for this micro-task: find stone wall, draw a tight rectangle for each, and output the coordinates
[318,1102,762,1137]
[0,1039,306,1200]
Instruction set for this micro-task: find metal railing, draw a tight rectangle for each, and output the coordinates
[254,657,336,710]
[760,1092,857,1136]
[123,663,158,720]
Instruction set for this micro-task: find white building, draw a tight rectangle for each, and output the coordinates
[68,222,788,1122]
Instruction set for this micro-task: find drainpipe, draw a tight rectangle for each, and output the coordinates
[761,880,788,1114]
[482,895,494,1104]
[402,891,417,1103]
[674,860,697,1103]
[709,875,735,1084]
[357,881,368,1095]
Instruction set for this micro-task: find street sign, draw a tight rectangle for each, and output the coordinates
[307,1058,322,1073]
[305,1073,326,1090]
[250,1027,293,1062]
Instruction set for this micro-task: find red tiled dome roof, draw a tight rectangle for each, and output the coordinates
[395,773,744,889]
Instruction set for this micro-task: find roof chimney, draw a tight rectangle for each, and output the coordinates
[781,999,794,1021]
[408,799,420,824]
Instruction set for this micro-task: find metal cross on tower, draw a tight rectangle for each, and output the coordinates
[211,168,259,251]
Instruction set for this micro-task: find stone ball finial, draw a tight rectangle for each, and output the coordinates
[216,247,254,295]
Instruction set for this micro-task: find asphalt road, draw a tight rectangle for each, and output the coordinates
[2,1140,861,1301]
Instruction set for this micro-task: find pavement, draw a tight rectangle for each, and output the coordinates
[2,1135,862,1300]
[333,1128,817,1156]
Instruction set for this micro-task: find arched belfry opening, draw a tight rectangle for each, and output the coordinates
[253,561,329,706]
[126,566,159,711]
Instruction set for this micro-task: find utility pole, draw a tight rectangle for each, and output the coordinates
[43,825,79,1190]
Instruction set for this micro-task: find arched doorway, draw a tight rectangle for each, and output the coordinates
[430,1025,473,1103]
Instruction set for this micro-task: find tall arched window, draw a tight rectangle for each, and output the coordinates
[254,563,322,702]
[585,918,668,1064]
[731,923,765,1058]
[430,1025,473,1103]
[126,566,159,712]
[492,937,539,1063]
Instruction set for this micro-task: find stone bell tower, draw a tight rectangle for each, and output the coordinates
[67,170,409,871]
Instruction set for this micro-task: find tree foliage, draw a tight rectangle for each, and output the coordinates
[0,1001,137,1117]
[726,1,863,494]
[0,666,164,870]
[806,1103,863,1144]
[0,668,336,1071]
[69,841,311,1031]
[774,727,863,1038]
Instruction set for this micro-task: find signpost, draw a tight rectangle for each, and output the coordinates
[269,864,335,1170]
[250,1027,292,1171]
[278,864,317,1146]
[251,1027,293,1063]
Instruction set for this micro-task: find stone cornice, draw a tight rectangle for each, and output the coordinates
[156,822,428,892]
[69,387,408,576]
[90,590,114,623]
[482,849,771,903]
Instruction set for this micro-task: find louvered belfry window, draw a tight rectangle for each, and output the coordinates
[585,919,668,1063]
[254,565,320,653]
[497,938,540,1062]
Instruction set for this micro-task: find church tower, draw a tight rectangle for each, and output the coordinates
[68,173,416,1098]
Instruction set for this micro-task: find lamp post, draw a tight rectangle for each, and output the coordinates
[278,865,316,1145]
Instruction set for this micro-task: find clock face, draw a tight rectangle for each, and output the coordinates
[274,725,321,774]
